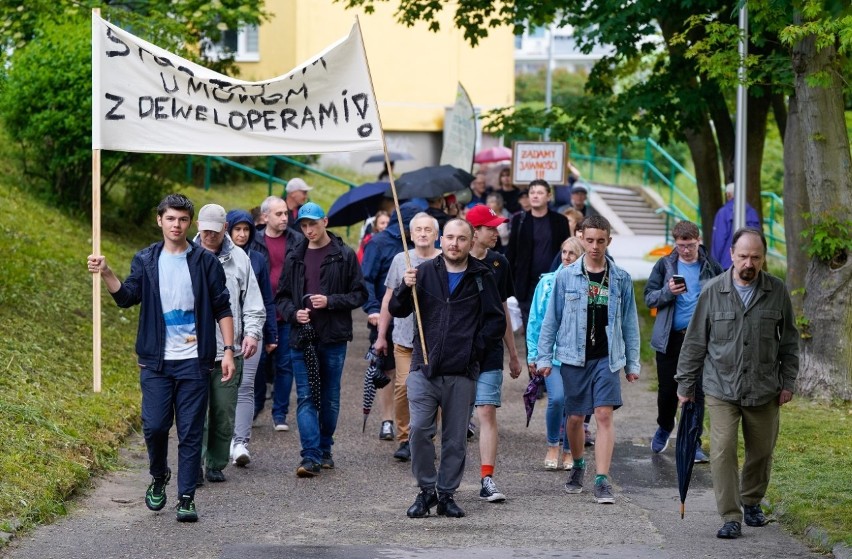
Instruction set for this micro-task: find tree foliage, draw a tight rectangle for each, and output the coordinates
[0,0,267,220]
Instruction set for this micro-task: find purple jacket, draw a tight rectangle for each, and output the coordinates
[711,200,761,269]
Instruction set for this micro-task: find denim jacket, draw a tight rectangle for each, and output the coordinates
[535,255,641,376]
[526,271,560,366]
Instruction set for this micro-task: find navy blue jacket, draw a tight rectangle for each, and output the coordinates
[227,209,278,344]
[110,240,232,371]
[360,202,422,315]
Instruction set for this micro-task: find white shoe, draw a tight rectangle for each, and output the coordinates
[233,443,251,467]
[274,420,289,432]
[229,439,236,461]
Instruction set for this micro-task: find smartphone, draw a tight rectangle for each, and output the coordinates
[672,274,687,291]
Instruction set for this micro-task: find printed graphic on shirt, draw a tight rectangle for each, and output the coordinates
[159,249,198,360]
[588,279,609,307]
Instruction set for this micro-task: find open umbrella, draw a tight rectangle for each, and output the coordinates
[474,146,512,164]
[361,346,390,432]
[523,375,545,427]
[327,181,390,228]
[363,151,415,164]
[391,164,475,200]
[676,400,705,518]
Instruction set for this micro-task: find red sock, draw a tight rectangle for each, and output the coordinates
[481,465,494,478]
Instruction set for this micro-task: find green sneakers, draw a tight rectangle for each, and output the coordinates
[144,468,171,511]
[175,494,198,522]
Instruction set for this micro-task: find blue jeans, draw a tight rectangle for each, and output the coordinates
[291,341,347,463]
[544,368,569,450]
[271,322,293,423]
[140,359,209,498]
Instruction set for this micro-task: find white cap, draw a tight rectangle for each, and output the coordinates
[285,177,313,193]
[725,182,735,195]
[197,204,227,232]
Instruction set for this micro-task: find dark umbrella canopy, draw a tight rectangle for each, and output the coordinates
[391,165,475,200]
[364,151,414,164]
[676,400,705,518]
[523,375,545,427]
[327,181,390,228]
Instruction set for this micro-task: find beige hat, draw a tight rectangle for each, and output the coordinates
[197,204,227,232]
[285,177,313,193]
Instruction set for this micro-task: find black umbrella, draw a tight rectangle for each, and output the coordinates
[523,375,545,428]
[296,295,321,408]
[361,346,390,432]
[363,151,414,164]
[676,400,705,518]
[391,165,475,200]
[327,181,390,228]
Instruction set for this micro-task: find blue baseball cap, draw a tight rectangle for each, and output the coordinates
[296,202,326,222]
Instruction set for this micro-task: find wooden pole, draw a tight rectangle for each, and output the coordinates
[92,8,102,392]
[355,17,429,363]
[92,149,102,393]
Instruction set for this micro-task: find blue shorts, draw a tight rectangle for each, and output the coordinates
[560,357,623,416]
[475,369,503,407]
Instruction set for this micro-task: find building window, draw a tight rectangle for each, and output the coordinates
[213,25,260,62]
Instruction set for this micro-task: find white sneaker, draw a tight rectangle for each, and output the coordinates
[229,439,236,461]
[274,420,289,432]
[233,443,251,467]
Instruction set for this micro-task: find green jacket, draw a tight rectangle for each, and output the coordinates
[675,269,799,407]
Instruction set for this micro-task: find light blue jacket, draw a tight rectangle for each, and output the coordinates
[526,271,561,366]
[535,255,641,376]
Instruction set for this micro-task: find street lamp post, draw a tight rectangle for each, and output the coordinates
[733,3,748,230]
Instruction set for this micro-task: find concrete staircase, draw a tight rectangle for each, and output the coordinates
[588,184,667,237]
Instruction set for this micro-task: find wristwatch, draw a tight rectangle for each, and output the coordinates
[223,345,236,352]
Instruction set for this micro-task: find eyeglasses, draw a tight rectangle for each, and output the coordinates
[675,242,699,251]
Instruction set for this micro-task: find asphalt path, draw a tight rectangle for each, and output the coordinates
[2,320,822,559]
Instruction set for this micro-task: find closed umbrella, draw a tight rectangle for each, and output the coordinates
[296,294,321,408]
[523,375,545,427]
[326,181,390,227]
[676,400,705,518]
[391,165,475,200]
[361,346,390,432]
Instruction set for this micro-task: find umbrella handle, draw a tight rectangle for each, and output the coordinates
[680,503,685,519]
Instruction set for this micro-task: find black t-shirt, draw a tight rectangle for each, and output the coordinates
[585,268,610,360]
[530,215,553,288]
[477,249,514,371]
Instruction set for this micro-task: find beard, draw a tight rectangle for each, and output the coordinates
[737,267,757,283]
[443,252,468,267]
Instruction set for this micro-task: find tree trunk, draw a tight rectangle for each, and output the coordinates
[706,82,735,184]
[745,91,771,223]
[683,121,723,244]
[792,35,852,401]
[783,93,808,316]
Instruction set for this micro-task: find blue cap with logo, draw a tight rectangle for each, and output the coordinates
[296,202,326,222]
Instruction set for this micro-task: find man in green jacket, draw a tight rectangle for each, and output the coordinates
[676,227,799,540]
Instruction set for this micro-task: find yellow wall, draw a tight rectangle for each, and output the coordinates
[237,0,515,132]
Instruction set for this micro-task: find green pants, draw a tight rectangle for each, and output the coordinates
[707,394,780,523]
[202,356,243,471]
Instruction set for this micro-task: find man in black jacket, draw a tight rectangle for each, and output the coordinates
[390,218,505,519]
[275,202,368,477]
[506,179,570,324]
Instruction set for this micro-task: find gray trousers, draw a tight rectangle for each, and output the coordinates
[707,395,780,523]
[407,371,477,495]
[233,350,260,445]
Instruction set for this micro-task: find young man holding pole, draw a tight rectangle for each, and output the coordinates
[87,193,235,522]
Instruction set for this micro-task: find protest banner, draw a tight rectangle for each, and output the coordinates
[511,141,567,184]
[439,83,476,173]
[92,14,382,155]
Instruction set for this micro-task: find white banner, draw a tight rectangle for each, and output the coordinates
[92,15,383,155]
[439,83,477,172]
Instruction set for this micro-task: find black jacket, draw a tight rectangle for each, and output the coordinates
[389,256,505,379]
[110,240,232,371]
[250,226,304,264]
[506,209,570,302]
[275,232,368,347]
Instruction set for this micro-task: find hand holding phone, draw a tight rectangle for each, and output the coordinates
[671,274,687,292]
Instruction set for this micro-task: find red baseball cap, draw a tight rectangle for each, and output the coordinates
[466,204,509,228]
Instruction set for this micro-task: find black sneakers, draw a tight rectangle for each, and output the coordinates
[297,458,321,478]
[393,441,411,462]
[205,468,226,483]
[437,493,465,518]
[321,452,335,469]
[744,504,770,527]
[407,488,438,518]
[175,494,198,522]
[717,520,742,539]
[145,468,171,511]
[479,476,506,502]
